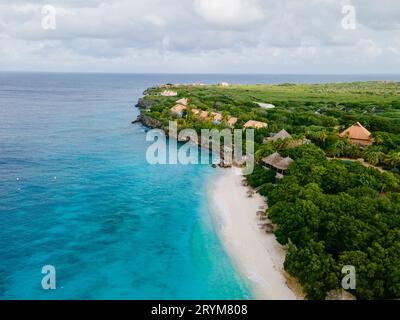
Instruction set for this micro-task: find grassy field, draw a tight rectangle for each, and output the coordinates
[144,81,400,138]
[148,81,400,103]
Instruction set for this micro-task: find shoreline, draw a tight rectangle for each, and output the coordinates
[207,167,303,300]
[134,107,303,299]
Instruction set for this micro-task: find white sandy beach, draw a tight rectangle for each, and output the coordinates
[208,167,302,300]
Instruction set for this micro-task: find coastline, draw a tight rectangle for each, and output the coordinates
[134,102,303,299]
[207,167,303,300]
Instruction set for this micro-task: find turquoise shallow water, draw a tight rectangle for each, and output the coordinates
[2,73,399,299]
[0,73,252,299]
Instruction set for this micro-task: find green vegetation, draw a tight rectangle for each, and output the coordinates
[264,144,400,299]
[143,82,400,168]
[140,82,400,300]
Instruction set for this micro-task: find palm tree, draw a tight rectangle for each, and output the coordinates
[374,134,384,145]
[385,151,400,169]
[332,140,347,158]
[298,132,307,141]
[318,130,328,148]
[273,138,289,151]
[364,149,384,166]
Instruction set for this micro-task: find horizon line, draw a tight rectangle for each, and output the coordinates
[1,70,400,76]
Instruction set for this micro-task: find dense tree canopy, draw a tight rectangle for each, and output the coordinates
[141,82,400,300]
[263,145,400,299]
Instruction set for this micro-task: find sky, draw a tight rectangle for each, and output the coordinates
[0,0,399,74]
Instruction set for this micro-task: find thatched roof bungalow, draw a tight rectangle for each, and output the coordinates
[265,129,292,143]
[262,152,294,173]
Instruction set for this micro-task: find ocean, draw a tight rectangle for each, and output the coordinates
[0,72,399,299]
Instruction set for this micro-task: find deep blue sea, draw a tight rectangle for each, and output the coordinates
[1,73,399,299]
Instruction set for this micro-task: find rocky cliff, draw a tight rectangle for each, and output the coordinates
[132,114,162,129]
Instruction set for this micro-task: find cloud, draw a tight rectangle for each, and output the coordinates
[356,39,383,58]
[353,0,400,30]
[0,0,398,73]
[193,0,264,28]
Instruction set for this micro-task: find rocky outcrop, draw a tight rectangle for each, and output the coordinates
[135,97,156,110]
[132,114,162,129]
[132,95,230,164]
[325,289,357,300]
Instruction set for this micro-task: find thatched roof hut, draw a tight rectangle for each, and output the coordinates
[262,152,281,166]
[262,152,294,171]
[265,129,292,143]
[276,156,294,171]
[272,129,292,141]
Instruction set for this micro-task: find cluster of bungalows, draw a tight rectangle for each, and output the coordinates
[259,122,373,182]
[171,105,270,130]
[168,93,269,130]
[191,109,237,126]
[169,97,241,127]
[171,101,268,130]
